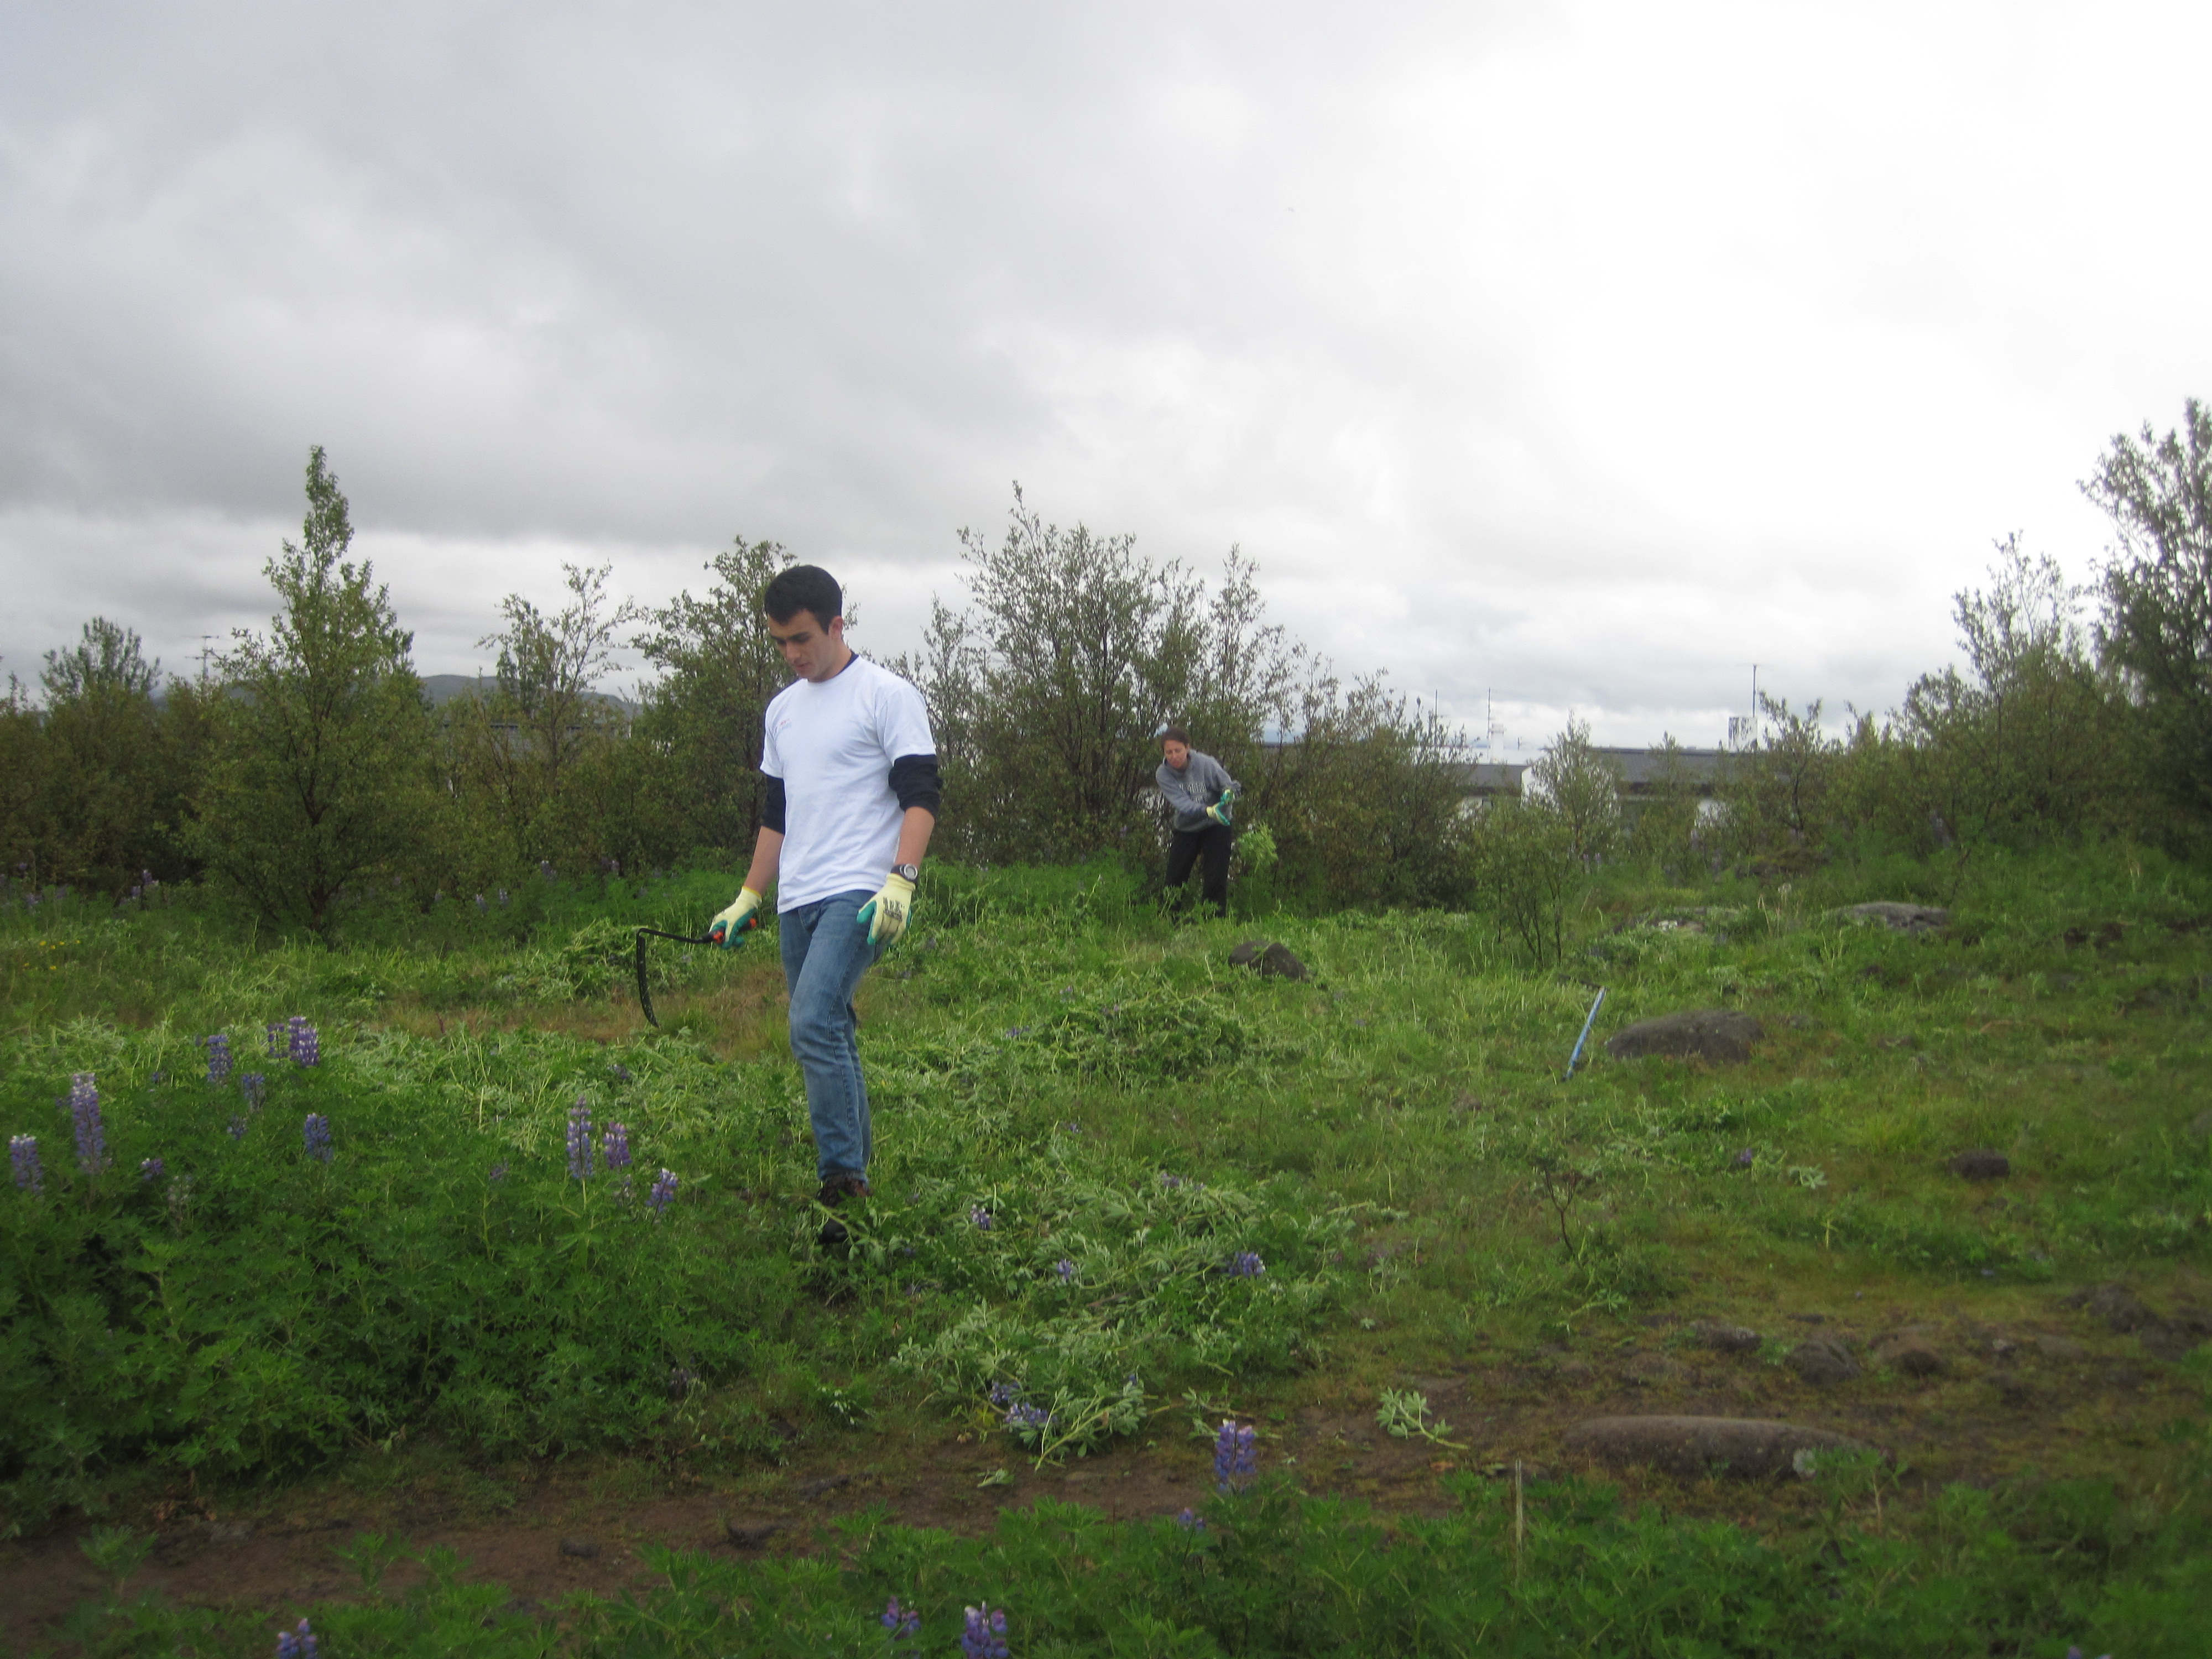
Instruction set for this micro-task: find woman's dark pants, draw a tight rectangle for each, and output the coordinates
[1165,824,1233,916]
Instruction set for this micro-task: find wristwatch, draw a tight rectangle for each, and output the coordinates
[892,863,921,882]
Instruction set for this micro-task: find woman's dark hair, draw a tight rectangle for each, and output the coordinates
[1160,724,1191,747]
[762,565,843,626]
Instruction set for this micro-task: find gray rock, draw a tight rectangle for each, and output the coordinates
[2137,1323,2205,1361]
[2079,1283,2155,1333]
[1949,1150,2010,1181]
[1562,1416,1876,1480]
[723,1519,787,1548]
[1690,1321,1763,1353]
[1786,1335,1861,1386]
[1229,940,1310,980]
[1870,1329,1945,1377]
[558,1536,599,1558]
[1605,1009,1765,1065]
[2034,1334,2086,1362]
[1840,902,1950,933]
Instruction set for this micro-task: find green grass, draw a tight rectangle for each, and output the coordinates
[4,845,2211,1652]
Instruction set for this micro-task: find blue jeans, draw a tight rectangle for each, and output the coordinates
[778,890,883,1186]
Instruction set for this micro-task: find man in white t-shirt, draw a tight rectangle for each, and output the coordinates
[704,565,940,1244]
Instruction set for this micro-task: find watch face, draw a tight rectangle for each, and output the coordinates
[894,863,920,881]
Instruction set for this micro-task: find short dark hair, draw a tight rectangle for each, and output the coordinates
[763,565,843,627]
[1160,724,1191,747]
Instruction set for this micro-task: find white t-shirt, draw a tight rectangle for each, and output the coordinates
[761,655,936,911]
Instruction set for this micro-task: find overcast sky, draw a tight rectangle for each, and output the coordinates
[3,1,2205,750]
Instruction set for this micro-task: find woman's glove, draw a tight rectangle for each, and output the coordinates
[858,872,916,946]
[1206,790,1235,829]
[707,886,764,946]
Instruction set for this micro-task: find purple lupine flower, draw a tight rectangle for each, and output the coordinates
[303,1114,332,1162]
[646,1168,678,1215]
[1004,1402,1051,1433]
[9,1134,41,1194]
[603,1122,632,1171]
[1223,1251,1265,1278]
[267,1021,287,1058]
[567,1098,593,1180]
[969,1206,993,1230]
[489,1162,509,1183]
[1158,1172,1182,1188]
[68,1073,107,1175]
[539,860,555,880]
[1055,1258,1076,1282]
[473,893,487,912]
[1214,1420,1258,1493]
[242,1072,267,1109]
[497,888,510,907]
[228,1116,248,1140]
[987,1381,1019,1408]
[287,1017,320,1067]
[879,1597,921,1640]
[1732,1147,1755,1169]
[274,1618,320,1658]
[959,1603,1010,1659]
[140,1156,164,1181]
[1174,1507,1204,1532]
[205,1034,233,1085]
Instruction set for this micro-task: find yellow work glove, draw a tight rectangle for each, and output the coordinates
[706,886,764,947]
[857,872,916,947]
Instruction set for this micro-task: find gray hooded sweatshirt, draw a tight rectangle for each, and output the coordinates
[1157,749,1237,833]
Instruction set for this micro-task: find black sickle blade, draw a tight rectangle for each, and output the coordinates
[633,928,721,1028]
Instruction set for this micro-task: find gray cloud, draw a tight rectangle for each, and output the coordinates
[3,1,2206,747]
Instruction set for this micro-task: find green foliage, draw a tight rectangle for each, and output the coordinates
[61,1462,2212,1656]
[1625,734,1705,874]
[2088,396,2212,820]
[631,536,797,859]
[1464,795,1580,965]
[904,487,1299,867]
[189,447,436,941]
[439,562,648,880]
[1529,714,1623,867]
[1715,695,1845,870]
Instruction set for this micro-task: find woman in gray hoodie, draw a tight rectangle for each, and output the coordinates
[1156,724,1238,916]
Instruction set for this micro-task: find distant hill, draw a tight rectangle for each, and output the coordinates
[418,674,639,717]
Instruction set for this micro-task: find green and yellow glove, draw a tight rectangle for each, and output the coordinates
[707,886,764,947]
[857,872,916,947]
[1206,790,1235,829]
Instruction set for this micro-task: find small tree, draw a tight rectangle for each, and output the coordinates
[632,536,796,857]
[1626,735,1704,875]
[2085,398,2212,819]
[1465,794,1579,966]
[192,447,432,940]
[1528,716,1623,868]
[27,621,169,891]
[906,487,1299,865]
[1716,695,1843,870]
[445,563,645,870]
[1889,538,2136,852]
